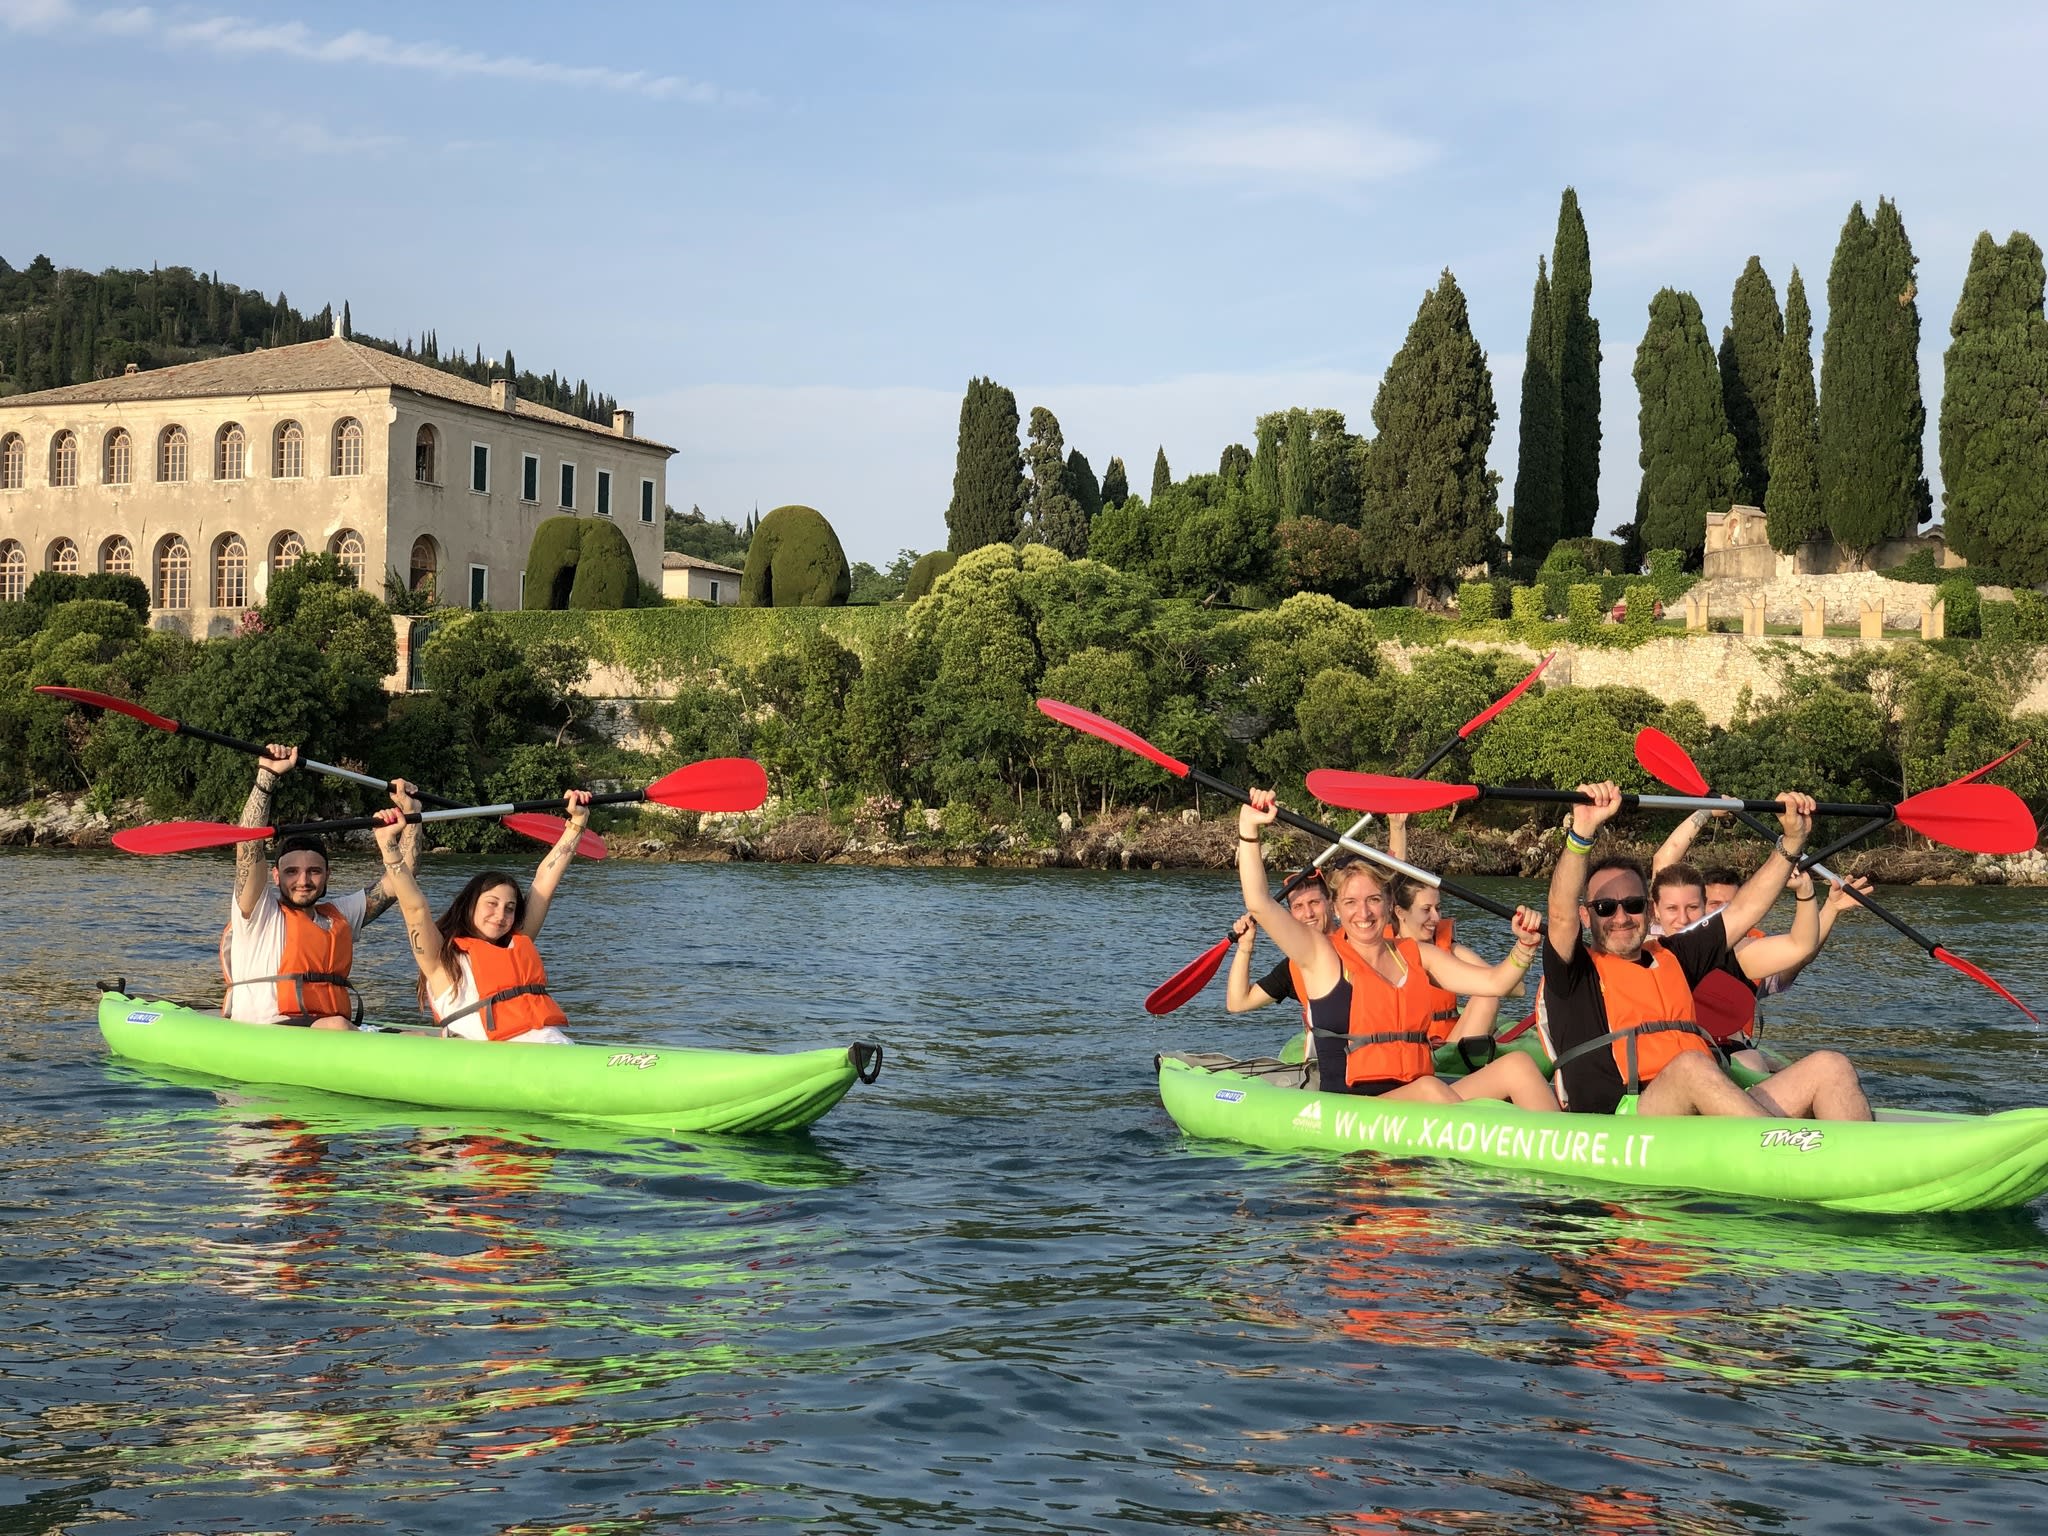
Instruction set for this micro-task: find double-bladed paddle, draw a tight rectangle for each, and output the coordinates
[1139,652,1555,1014]
[110,758,769,855]
[1304,767,2037,856]
[34,684,607,859]
[1633,727,2038,1022]
[1789,740,2032,876]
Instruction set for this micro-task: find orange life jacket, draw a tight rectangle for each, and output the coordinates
[1328,933,1438,1088]
[437,935,568,1042]
[1552,942,1720,1094]
[1382,918,1463,1044]
[222,901,356,1021]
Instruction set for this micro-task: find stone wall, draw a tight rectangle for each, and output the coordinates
[1688,570,2008,628]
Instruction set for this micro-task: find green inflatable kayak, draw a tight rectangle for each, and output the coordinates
[100,992,881,1136]
[1158,1053,2048,1214]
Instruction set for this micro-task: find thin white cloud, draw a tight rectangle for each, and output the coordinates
[1116,109,1436,186]
[1,2,747,102]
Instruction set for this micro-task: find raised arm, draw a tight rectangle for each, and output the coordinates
[1415,908,1543,998]
[1653,808,1719,875]
[1238,790,1340,992]
[1717,790,1814,942]
[359,779,422,925]
[1547,781,1625,965]
[372,810,455,1002]
[235,744,297,918]
[1735,866,1820,982]
[1387,813,1408,864]
[519,789,592,940]
[1224,914,1279,1013]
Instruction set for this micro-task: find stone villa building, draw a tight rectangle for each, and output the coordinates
[0,335,673,634]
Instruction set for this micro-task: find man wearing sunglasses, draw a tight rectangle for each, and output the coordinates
[1538,781,1871,1121]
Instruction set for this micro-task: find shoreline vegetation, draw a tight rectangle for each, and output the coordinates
[9,789,2043,889]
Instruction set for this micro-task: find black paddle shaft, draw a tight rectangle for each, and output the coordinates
[269,786,643,840]
[1188,767,1531,927]
[167,717,476,814]
[1709,805,1938,957]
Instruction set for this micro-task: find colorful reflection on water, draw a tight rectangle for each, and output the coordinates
[3,853,2047,1531]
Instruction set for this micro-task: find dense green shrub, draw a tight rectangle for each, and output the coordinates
[741,505,852,608]
[1566,582,1605,641]
[1622,582,1661,633]
[904,549,959,601]
[1936,575,1981,638]
[1509,585,1545,624]
[1540,537,1625,578]
[1457,581,1496,621]
[22,571,152,619]
[526,517,584,609]
[523,516,643,611]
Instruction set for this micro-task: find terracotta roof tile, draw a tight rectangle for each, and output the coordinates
[0,337,674,452]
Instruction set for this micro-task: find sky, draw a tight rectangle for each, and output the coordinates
[3,0,2046,564]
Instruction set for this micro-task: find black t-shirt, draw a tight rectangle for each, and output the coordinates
[1256,959,1296,1002]
[1541,913,1736,1115]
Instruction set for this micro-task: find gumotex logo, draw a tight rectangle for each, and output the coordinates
[1213,1088,1244,1103]
[125,1011,161,1025]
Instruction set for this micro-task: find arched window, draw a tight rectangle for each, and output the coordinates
[414,424,438,483]
[330,529,366,586]
[0,434,23,490]
[408,534,439,596]
[158,426,189,483]
[213,533,248,608]
[155,535,191,610]
[271,530,305,572]
[274,420,305,479]
[216,423,246,481]
[50,431,78,488]
[333,418,363,477]
[100,535,134,577]
[105,428,132,486]
[47,538,78,575]
[0,542,24,601]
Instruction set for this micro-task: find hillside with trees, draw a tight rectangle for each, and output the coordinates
[0,252,619,424]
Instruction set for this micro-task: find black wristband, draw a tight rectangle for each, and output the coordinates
[1238,832,1261,843]
[1795,892,1815,902]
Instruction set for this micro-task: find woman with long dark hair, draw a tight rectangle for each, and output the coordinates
[372,791,592,1044]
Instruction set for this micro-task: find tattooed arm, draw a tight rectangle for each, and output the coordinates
[520,789,592,940]
[235,745,298,919]
[372,809,454,1000]
[360,779,422,925]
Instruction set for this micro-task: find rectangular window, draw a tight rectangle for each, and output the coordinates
[640,478,655,523]
[709,578,721,603]
[471,443,490,494]
[596,469,612,516]
[559,462,576,509]
[469,565,488,608]
[521,453,539,502]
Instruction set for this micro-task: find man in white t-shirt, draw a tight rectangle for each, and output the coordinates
[222,744,421,1028]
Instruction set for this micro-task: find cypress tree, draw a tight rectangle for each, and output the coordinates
[1510,256,1563,565]
[1100,456,1129,508]
[1218,442,1252,487]
[1150,446,1172,503]
[1551,188,1603,537]
[1765,267,1824,551]
[1066,447,1102,521]
[1282,412,1315,522]
[1819,198,1930,555]
[1719,256,1783,504]
[1357,270,1500,588]
[1024,405,1088,557]
[945,376,1026,553]
[341,300,352,339]
[1634,288,1742,560]
[1941,231,2048,583]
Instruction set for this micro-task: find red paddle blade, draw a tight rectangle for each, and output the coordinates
[1894,781,2039,854]
[1145,938,1231,1015]
[1933,945,2040,1023]
[33,685,178,734]
[1498,1011,1538,1043]
[645,757,769,813]
[502,813,609,860]
[1036,698,1192,778]
[1306,769,1480,815]
[1957,740,2031,786]
[1633,726,1711,796]
[113,822,272,855]
[1459,651,1553,738]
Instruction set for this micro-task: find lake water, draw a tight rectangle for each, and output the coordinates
[4,851,2048,1533]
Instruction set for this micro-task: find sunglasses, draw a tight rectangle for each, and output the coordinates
[1586,896,1648,918]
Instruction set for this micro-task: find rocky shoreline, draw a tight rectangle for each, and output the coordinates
[6,791,2041,888]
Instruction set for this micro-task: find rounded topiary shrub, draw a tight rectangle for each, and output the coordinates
[524,516,643,610]
[903,549,958,601]
[740,505,851,607]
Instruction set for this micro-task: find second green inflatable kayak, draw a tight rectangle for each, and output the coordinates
[101,993,881,1136]
[1158,1053,2048,1214]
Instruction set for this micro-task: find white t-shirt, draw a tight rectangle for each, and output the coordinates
[224,884,369,1024]
[429,952,573,1045]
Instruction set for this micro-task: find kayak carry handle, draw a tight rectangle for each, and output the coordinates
[851,1042,884,1085]
[96,978,127,996]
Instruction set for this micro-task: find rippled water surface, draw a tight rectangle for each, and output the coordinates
[4,849,2048,1533]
